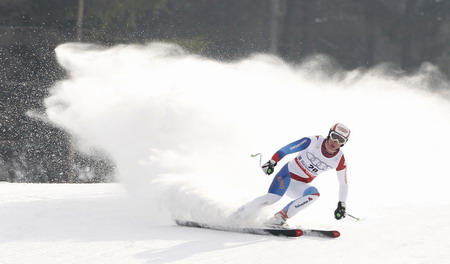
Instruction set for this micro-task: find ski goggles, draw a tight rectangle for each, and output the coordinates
[329,131,348,145]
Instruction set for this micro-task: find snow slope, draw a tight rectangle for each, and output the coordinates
[1,183,450,264]
[3,42,450,263]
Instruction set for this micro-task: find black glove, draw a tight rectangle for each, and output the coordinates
[334,202,346,220]
[261,159,277,175]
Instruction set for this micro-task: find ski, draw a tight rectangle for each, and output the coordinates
[303,229,340,238]
[175,220,340,238]
[176,220,303,237]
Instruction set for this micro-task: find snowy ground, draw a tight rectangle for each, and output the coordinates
[5,43,450,264]
[1,183,450,264]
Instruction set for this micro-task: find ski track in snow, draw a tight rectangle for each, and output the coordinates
[1,183,450,264]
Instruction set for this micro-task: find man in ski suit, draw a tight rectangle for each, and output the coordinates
[237,123,350,227]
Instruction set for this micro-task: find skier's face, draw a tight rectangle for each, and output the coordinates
[325,138,341,153]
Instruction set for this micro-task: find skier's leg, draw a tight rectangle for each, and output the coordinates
[236,164,291,216]
[267,163,291,196]
[281,184,320,218]
[236,193,282,215]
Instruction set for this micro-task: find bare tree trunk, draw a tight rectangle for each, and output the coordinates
[364,0,376,66]
[300,0,310,55]
[269,0,280,54]
[76,0,85,42]
[67,137,76,183]
[0,141,15,182]
[279,0,309,60]
[400,0,417,69]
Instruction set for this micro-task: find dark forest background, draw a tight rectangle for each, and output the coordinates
[1,0,449,182]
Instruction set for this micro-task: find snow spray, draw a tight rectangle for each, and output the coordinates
[45,42,450,225]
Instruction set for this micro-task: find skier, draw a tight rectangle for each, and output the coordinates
[237,123,350,227]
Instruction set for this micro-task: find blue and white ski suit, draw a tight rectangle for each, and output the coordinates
[239,135,348,219]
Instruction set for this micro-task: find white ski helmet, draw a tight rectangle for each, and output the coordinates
[328,123,350,145]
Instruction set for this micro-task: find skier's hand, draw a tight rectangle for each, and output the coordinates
[262,159,277,175]
[334,202,346,220]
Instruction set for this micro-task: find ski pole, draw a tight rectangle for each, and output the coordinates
[250,153,263,167]
[346,213,361,221]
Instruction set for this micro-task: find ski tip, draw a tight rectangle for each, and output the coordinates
[295,229,304,237]
[332,231,341,238]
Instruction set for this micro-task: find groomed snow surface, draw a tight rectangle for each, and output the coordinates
[5,43,450,263]
[1,183,449,264]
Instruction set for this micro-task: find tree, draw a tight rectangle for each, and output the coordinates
[76,0,85,41]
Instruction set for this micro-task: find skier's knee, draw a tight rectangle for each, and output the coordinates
[303,186,320,197]
[265,193,282,205]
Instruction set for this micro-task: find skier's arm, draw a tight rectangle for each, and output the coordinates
[336,156,348,203]
[334,155,348,220]
[337,168,348,202]
[261,137,312,175]
[270,137,312,163]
